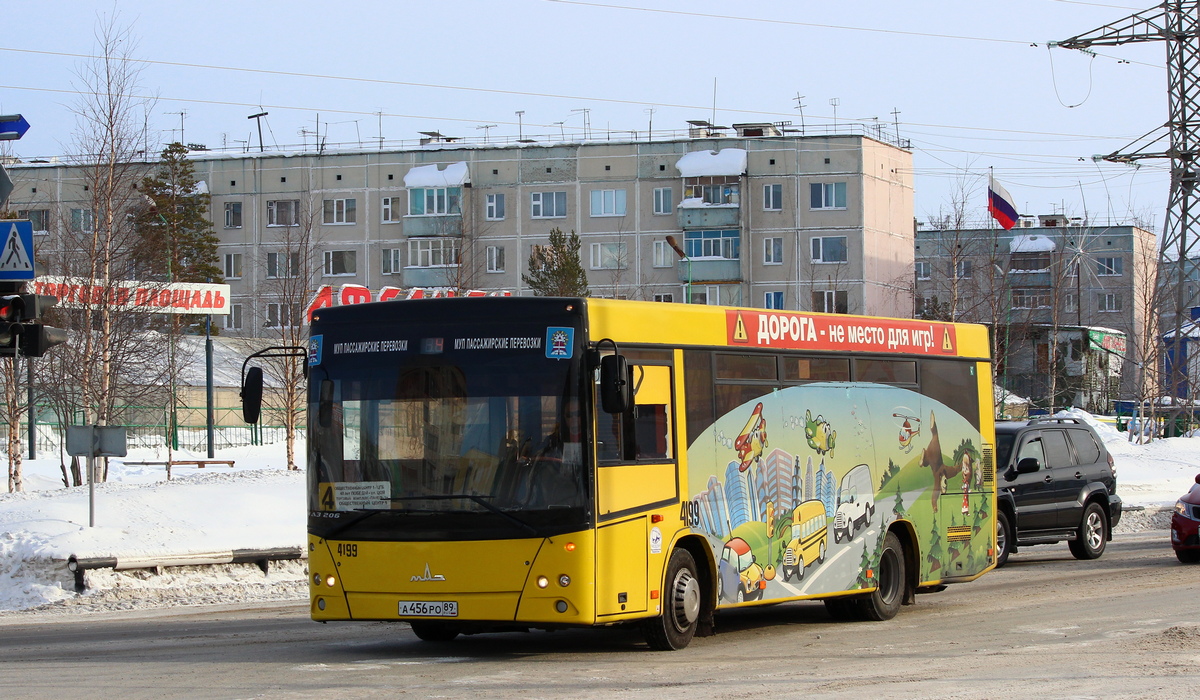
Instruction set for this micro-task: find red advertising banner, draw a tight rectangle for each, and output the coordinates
[726,309,958,356]
[31,276,230,315]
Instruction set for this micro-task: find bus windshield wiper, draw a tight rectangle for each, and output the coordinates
[391,494,541,536]
[321,509,391,539]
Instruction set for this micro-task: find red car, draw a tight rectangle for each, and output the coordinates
[1171,473,1200,563]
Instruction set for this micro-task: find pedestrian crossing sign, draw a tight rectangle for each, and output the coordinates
[0,220,34,280]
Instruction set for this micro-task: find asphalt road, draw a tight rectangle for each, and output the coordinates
[1,530,1196,699]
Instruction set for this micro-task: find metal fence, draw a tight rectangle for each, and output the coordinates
[5,405,304,454]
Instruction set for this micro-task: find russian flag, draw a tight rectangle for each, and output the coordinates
[988,177,1019,230]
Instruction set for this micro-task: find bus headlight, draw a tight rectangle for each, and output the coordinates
[325,574,336,587]
[536,575,550,589]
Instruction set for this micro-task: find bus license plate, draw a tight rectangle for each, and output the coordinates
[398,600,458,617]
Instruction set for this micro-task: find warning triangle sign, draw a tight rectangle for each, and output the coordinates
[0,223,33,272]
[942,329,954,352]
[733,312,749,342]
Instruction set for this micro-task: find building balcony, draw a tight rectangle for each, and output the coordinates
[403,265,459,288]
[679,258,741,283]
[677,205,740,230]
[403,215,462,237]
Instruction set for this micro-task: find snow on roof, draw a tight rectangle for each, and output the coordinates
[192,180,209,195]
[1009,234,1056,253]
[404,161,470,188]
[676,148,747,177]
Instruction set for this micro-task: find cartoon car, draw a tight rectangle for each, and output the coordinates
[834,464,875,543]
[781,499,828,581]
[717,537,766,603]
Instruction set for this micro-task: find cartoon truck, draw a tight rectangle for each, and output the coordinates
[781,499,828,581]
[833,464,875,543]
[717,537,766,603]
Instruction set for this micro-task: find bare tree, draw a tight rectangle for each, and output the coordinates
[259,196,321,471]
[59,14,160,481]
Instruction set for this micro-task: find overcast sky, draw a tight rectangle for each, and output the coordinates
[0,0,1176,233]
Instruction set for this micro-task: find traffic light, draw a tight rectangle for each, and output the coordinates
[0,295,22,355]
[19,323,67,357]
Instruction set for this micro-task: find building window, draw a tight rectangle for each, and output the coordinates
[224,202,242,229]
[915,261,931,280]
[763,184,783,211]
[408,238,460,267]
[264,302,302,328]
[323,198,356,224]
[382,248,402,275]
[225,303,243,331]
[1097,257,1123,276]
[812,290,849,314]
[811,236,848,263]
[408,187,462,216]
[323,250,357,276]
[1065,293,1078,313]
[531,191,568,218]
[1010,252,1050,272]
[486,245,505,273]
[764,237,783,265]
[653,240,674,268]
[590,189,627,217]
[684,230,739,260]
[17,209,49,233]
[70,208,94,233]
[1012,288,1051,309]
[266,251,299,279]
[1099,292,1122,312]
[486,193,506,221]
[590,242,626,270]
[687,183,739,205]
[953,260,973,279]
[810,182,847,210]
[267,200,299,227]
[381,196,402,223]
[223,253,242,279]
[765,291,785,309]
[916,295,936,316]
[653,187,673,215]
[653,293,674,303]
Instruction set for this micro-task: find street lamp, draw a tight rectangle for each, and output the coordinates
[665,235,691,304]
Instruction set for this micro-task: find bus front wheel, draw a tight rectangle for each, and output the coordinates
[644,548,701,651]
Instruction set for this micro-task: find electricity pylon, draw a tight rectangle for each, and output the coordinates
[1057,2,1200,421]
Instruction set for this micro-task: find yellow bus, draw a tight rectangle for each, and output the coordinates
[246,296,997,650]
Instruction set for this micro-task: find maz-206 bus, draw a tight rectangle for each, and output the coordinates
[242,296,997,650]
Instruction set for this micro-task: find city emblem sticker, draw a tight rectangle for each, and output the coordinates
[308,334,324,366]
[546,327,574,360]
[650,526,663,555]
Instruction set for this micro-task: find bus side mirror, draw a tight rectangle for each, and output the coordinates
[241,366,264,424]
[318,379,334,428]
[600,354,631,414]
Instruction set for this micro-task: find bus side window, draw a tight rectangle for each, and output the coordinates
[595,362,674,463]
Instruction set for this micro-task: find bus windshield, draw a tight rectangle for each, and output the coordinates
[307,323,590,541]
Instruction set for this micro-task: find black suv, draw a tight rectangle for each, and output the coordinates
[994,417,1121,566]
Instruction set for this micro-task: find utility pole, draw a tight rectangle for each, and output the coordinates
[1056,2,1200,432]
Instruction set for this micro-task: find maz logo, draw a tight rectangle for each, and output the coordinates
[411,563,446,582]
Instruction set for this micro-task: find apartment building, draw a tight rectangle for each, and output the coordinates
[914,214,1157,408]
[5,122,915,336]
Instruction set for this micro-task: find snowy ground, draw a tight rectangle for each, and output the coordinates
[0,410,1196,616]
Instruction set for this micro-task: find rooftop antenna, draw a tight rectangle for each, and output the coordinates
[711,78,718,126]
[168,110,185,144]
[476,124,498,143]
[553,121,566,140]
[890,107,902,140]
[248,111,268,152]
[644,106,655,141]
[793,93,806,135]
[829,98,840,131]
[570,108,591,139]
[515,110,525,140]
[376,111,384,150]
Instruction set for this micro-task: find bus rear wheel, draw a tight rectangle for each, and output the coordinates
[853,531,906,621]
[644,548,701,651]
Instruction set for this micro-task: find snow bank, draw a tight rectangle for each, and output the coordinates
[403,161,469,188]
[676,149,747,177]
